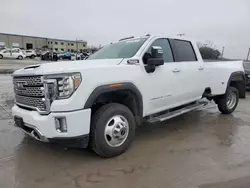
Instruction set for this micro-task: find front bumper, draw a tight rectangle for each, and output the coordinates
[12,105,91,148]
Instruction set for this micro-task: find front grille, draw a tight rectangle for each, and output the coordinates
[14,86,44,97]
[13,76,43,86]
[13,76,47,112]
[15,95,46,111]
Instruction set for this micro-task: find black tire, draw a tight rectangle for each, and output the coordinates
[30,55,35,59]
[18,55,23,60]
[217,87,239,114]
[0,54,3,59]
[90,103,135,158]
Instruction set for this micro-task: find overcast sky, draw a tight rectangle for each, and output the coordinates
[1,0,250,59]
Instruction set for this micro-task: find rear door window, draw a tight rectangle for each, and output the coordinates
[170,40,197,62]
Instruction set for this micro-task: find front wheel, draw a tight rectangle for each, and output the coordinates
[90,103,135,158]
[18,55,23,60]
[0,55,3,59]
[217,87,239,114]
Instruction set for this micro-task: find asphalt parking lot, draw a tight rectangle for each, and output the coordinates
[1,74,250,188]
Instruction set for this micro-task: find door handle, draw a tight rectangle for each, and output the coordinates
[198,67,204,70]
[172,68,180,73]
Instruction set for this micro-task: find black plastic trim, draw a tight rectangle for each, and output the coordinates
[84,82,143,119]
[227,71,246,98]
[48,134,89,148]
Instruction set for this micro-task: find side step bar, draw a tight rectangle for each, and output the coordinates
[147,101,208,123]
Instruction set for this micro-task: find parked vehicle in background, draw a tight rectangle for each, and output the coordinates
[62,51,72,60]
[41,51,59,61]
[57,52,64,60]
[40,51,50,60]
[35,49,42,57]
[0,47,7,52]
[243,61,250,89]
[12,35,245,157]
[22,50,36,59]
[82,52,90,59]
[0,48,26,59]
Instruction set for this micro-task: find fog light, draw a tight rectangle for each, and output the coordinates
[55,117,67,133]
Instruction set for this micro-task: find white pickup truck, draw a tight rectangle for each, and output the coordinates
[12,35,245,157]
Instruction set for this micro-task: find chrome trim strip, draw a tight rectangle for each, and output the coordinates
[17,123,49,142]
[15,102,50,115]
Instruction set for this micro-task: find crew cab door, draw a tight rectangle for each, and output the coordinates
[142,38,182,115]
[169,39,205,103]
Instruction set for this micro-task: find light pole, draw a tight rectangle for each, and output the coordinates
[221,46,225,58]
[247,48,250,61]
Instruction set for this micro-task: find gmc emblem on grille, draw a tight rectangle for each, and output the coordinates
[16,81,27,90]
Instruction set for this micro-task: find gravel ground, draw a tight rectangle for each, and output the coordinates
[1,74,250,188]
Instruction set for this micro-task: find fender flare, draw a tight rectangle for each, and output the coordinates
[227,71,245,98]
[84,82,143,118]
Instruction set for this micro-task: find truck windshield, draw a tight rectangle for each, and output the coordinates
[88,38,147,60]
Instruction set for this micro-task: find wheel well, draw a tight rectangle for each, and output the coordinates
[91,90,142,125]
[229,75,245,99]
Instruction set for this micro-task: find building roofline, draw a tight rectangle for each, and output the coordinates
[0,32,87,43]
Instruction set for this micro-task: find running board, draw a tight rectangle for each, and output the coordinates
[147,101,208,123]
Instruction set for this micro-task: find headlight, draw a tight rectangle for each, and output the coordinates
[44,73,81,99]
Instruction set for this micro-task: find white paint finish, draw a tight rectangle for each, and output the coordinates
[0,48,26,59]
[12,105,91,138]
[203,61,244,94]
[12,36,244,119]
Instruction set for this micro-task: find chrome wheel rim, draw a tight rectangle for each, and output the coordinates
[104,115,129,147]
[227,92,237,109]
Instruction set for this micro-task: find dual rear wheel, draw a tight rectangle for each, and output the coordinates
[217,87,239,114]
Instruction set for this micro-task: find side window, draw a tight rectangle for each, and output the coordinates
[144,38,174,63]
[170,40,197,62]
[12,49,20,53]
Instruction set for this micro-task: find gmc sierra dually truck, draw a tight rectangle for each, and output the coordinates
[12,35,245,157]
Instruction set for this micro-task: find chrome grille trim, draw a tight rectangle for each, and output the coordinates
[15,95,46,111]
[13,75,51,114]
[14,86,44,97]
[13,76,43,86]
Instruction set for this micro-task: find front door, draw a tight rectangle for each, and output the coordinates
[142,38,183,116]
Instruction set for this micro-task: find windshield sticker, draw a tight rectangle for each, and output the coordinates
[125,39,141,43]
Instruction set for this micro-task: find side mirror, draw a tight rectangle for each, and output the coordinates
[147,46,164,67]
[151,46,163,58]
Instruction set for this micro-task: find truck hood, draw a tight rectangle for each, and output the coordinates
[13,59,123,76]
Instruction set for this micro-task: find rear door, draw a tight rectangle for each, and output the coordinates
[11,49,21,58]
[169,39,204,103]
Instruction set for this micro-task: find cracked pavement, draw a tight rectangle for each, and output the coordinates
[1,74,250,188]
